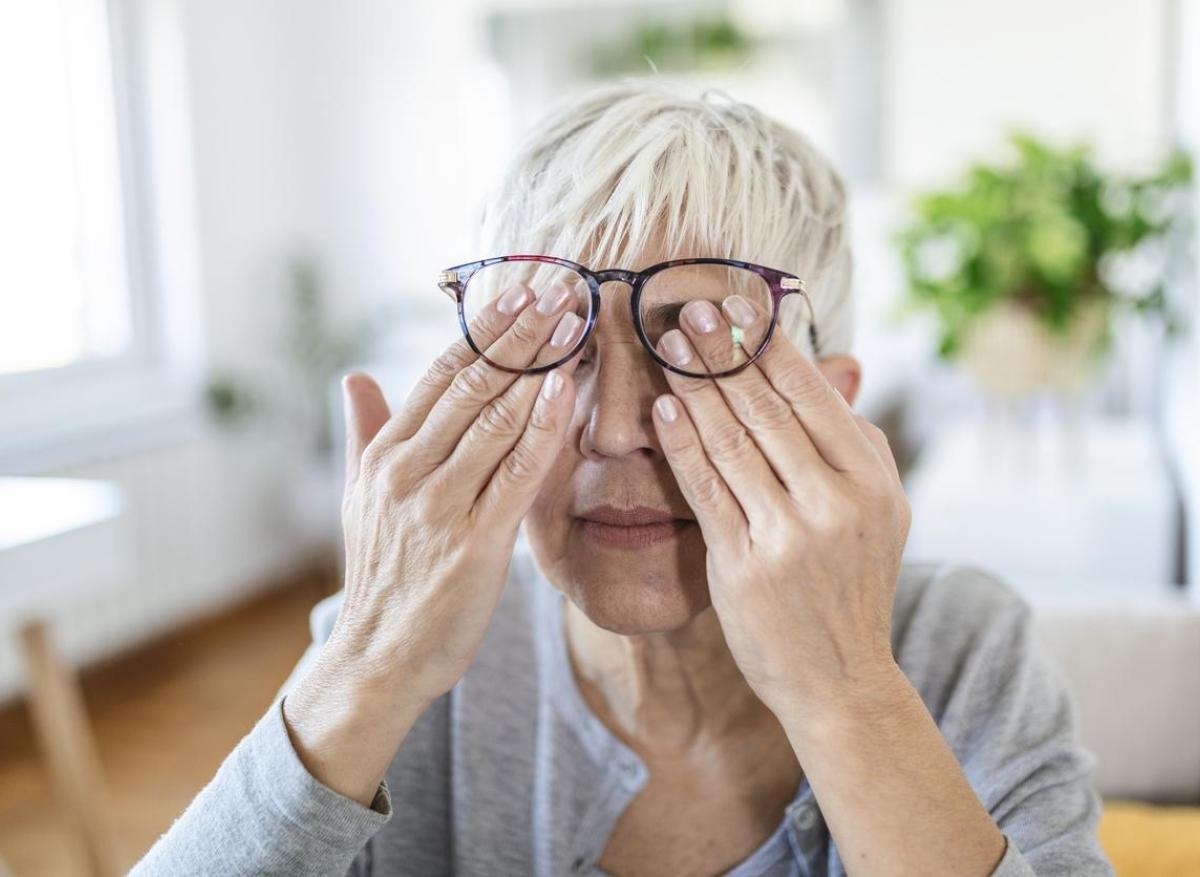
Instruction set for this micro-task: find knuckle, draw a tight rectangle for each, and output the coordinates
[688,470,727,509]
[429,345,470,383]
[451,361,494,402]
[856,414,886,442]
[776,361,829,406]
[706,419,754,461]
[379,456,408,489]
[476,395,524,437]
[359,443,388,479]
[506,317,541,348]
[525,392,559,435]
[501,441,541,482]
[736,387,793,429]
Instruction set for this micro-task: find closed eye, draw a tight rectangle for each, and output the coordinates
[639,302,686,338]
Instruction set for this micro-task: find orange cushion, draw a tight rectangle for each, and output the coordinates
[1098,800,1200,877]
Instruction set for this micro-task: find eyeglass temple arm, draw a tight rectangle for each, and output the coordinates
[438,271,460,301]
[781,278,822,356]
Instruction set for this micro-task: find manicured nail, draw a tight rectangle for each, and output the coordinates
[655,396,679,422]
[662,329,693,365]
[551,312,582,348]
[536,281,572,315]
[542,371,564,400]
[685,301,719,334]
[722,294,755,327]
[498,284,532,315]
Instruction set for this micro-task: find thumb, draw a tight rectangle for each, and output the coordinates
[342,371,391,482]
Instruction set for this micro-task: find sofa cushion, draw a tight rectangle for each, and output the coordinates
[1099,800,1200,876]
[1030,594,1200,803]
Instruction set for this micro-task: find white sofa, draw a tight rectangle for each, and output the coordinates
[1030,590,1200,804]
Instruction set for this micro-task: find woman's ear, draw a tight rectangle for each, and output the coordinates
[815,353,862,407]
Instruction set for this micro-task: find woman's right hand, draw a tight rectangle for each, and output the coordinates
[282,280,584,804]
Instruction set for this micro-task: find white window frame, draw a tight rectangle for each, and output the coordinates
[0,0,205,473]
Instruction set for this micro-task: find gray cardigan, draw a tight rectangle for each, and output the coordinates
[132,539,1114,876]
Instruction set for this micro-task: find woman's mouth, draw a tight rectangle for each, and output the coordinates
[576,505,694,549]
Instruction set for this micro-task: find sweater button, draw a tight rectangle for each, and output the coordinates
[792,804,818,830]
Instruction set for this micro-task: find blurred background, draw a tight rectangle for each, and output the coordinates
[1,0,1198,874]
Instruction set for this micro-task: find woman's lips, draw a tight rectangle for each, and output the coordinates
[576,505,694,549]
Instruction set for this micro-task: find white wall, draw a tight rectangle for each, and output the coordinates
[885,0,1169,189]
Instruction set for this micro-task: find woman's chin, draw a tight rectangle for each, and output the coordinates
[561,527,710,633]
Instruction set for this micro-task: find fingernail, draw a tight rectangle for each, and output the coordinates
[722,294,755,327]
[551,312,582,348]
[536,282,572,315]
[498,284,532,315]
[655,396,679,422]
[662,329,693,365]
[685,301,719,334]
[542,371,564,400]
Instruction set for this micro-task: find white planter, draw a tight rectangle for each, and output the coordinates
[958,300,1109,398]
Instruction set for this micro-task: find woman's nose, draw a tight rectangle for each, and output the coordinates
[578,340,666,462]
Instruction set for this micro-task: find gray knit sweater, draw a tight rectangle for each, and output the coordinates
[132,538,1114,876]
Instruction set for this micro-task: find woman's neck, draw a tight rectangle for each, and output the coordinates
[561,597,775,756]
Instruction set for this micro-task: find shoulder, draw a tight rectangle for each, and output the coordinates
[891,561,1037,720]
[893,559,1032,649]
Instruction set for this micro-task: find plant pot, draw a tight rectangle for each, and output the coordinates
[958,300,1109,399]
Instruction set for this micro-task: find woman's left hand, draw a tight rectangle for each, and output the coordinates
[650,295,911,720]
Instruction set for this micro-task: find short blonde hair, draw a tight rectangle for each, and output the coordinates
[476,78,855,357]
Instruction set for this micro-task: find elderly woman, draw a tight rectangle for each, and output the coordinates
[135,82,1112,876]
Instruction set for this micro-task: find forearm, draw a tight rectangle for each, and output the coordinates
[132,696,390,876]
[777,662,1006,877]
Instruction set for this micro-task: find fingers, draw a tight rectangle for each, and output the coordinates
[435,335,583,505]
[650,393,747,547]
[377,284,536,449]
[474,368,578,528]
[406,282,584,475]
[705,295,876,474]
[672,297,824,492]
[654,329,790,529]
[342,372,392,484]
[372,282,583,478]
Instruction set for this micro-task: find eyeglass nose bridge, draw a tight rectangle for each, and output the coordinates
[590,268,640,286]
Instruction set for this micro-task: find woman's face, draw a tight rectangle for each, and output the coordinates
[523,245,861,635]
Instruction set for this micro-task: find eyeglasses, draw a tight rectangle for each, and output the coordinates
[437,255,820,378]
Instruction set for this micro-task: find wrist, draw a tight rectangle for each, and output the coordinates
[289,637,435,735]
[281,644,433,807]
[773,659,913,746]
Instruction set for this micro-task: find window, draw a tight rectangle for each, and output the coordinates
[0,0,135,377]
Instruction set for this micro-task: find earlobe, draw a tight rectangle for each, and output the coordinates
[816,354,862,407]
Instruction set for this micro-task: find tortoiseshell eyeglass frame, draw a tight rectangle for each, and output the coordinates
[437,255,821,379]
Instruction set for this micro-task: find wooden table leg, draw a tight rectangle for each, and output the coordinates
[18,621,118,877]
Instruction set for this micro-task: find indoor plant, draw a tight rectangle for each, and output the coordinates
[896,133,1192,398]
